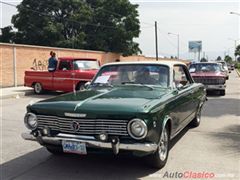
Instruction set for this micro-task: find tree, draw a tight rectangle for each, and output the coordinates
[216,56,222,61]
[235,44,240,57]
[224,55,232,64]
[0,0,141,55]
[0,26,15,43]
[200,57,207,62]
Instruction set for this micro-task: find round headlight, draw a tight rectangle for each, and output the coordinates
[127,119,147,140]
[24,113,38,130]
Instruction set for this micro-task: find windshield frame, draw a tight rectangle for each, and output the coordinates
[73,60,100,70]
[90,64,171,89]
[189,63,222,73]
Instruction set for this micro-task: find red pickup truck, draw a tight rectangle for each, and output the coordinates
[24,57,100,94]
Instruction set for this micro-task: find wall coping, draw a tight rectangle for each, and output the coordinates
[0,42,115,55]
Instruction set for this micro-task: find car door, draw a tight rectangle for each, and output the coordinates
[53,60,74,91]
[172,65,195,132]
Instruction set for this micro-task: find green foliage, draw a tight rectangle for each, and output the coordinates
[224,55,233,64]
[200,57,207,62]
[0,26,15,43]
[235,44,240,57]
[0,0,141,55]
[216,56,222,61]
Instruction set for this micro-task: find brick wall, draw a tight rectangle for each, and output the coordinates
[0,43,188,87]
[0,43,121,87]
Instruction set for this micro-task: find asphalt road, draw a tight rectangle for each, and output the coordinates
[1,71,239,180]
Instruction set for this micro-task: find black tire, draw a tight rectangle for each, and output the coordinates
[190,105,202,127]
[33,82,43,94]
[146,125,170,169]
[220,90,225,96]
[76,82,86,91]
[46,145,63,155]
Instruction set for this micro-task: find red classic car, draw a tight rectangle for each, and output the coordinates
[189,62,226,95]
[24,57,100,94]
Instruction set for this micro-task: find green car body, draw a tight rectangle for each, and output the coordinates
[23,61,206,168]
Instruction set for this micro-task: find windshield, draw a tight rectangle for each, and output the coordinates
[73,60,99,70]
[189,63,221,73]
[91,64,170,88]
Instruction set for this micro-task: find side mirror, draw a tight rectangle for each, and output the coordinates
[84,82,91,89]
[176,83,184,90]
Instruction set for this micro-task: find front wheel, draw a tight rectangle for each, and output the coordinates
[190,106,202,127]
[146,126,170,169]
[219,90,225,96]
[76,82,86,91]
[33,82,43,94]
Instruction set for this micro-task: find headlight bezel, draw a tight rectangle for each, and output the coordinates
[127,118,148,140]
[24,112,38,130]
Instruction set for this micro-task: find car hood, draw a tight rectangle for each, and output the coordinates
[29,87,170,116]
[191,71,226,77]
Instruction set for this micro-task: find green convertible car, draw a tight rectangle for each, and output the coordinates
[22,61,206,169]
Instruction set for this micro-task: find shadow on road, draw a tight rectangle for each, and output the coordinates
[2,149,157,180]
[202,98,240,117]
[24,91,64,99]
[1,126,192,180]
[206,124,240,156]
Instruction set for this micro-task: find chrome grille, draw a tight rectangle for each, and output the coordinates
[37,115,128,136]
[193,77,225,85]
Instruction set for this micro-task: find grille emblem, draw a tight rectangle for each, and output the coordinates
[72,121,81,132]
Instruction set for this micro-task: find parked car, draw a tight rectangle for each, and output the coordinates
[217,61,229,79]
[24,58,100,94]
[22,61,206,169]
[189,62,226,95]
[227,64,231,73]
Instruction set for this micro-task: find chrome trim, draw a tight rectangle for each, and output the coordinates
[37,115,129,136]
[204,84,226,90]
[127,118,148,140]
[21,132,157,153]
[24,113,38,130]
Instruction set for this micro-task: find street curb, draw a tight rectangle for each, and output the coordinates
[1,91,34,100]
[236,69,240,77]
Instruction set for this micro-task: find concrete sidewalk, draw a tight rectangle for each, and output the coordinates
[0,86,34,99]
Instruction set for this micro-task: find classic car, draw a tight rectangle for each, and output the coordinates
[22,61,206,169]
[217,61,229,80]
[24,57,100,94]
[189,62,226,95]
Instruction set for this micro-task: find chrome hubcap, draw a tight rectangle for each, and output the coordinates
[196,108,201,123]
[35,83,42,93]
[159,128,168,161]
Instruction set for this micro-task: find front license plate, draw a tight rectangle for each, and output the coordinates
[62,140,87,155]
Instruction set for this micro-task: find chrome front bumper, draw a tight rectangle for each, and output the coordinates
[22,132,158,154]
[205,84,226,90]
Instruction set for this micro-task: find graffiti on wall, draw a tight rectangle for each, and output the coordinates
[31,58,48,70]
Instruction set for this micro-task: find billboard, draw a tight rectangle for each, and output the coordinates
[189,41,202,52]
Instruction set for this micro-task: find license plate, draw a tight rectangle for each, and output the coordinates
[62,140,87,155]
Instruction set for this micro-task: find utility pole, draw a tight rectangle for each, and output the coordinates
[168,32,180,59]
[177,34,179,60]
[155,21,158,61]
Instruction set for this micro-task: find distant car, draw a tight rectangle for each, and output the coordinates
[231,64,235,70]
[227,65,231,73]
[22,61,206,169]
[189,62,226,95]
[217,61,229,80]
[24,58,100,94]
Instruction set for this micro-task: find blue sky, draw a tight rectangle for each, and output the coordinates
[1,0,240,60]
